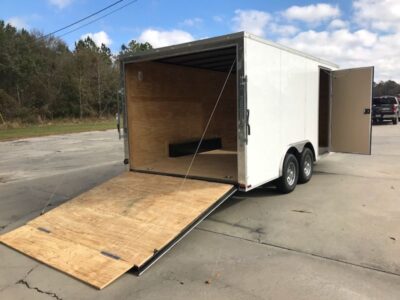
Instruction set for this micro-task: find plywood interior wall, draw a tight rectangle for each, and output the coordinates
[125,61,237,168]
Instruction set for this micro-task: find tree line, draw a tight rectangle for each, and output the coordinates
[373,80,400,97]
[0,20,152,124]
[1,19,400,124]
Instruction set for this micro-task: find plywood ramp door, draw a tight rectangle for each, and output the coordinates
[0,172,234,289]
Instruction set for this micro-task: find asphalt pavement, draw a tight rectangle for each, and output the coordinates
[0,124,399,299]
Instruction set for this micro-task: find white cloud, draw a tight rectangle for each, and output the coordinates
[138,29,194,48]
[328,19,348,29]
[283,3,340,23]
[48,0,73,9]
[181,18,203,27]
[80,31,112,46]
[353,0,400,32]
[213,15,224,23]
[269,23,299,36]
[232,9,270,36]
[278,29,378,62]
[6,17,28,29]
[278,29,400,81]
[225,3,400,81]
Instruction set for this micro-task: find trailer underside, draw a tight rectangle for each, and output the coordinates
[0,172,235,289]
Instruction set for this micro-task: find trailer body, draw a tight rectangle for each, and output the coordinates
[121,32,373,191]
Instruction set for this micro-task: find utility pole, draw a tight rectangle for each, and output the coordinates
[97,58,101,117]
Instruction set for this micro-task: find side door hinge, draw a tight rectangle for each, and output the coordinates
[240,75,247,86]
[239,75,249,144]
[246,109,251,137]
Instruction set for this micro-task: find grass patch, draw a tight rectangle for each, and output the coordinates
[0,118,117,141]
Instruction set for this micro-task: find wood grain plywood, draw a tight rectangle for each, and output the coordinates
[0,172,234,289]
[125,61,237,172]
[138,150,237,181]
[0,225,132,289]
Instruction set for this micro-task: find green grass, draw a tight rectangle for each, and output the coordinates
[0,119,117,141]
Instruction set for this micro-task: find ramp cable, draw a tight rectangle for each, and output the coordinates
[179,57,237,190]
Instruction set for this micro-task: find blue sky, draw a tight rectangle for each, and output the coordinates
[1,0,400,81]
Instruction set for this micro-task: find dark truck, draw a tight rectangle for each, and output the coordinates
[372,96,399,125]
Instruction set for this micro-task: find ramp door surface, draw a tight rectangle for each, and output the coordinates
[0,172,234,289]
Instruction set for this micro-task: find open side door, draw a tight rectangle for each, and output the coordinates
[331,67,374,154]
[0,172,236,289]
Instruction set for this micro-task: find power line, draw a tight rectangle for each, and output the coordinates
[58,0,138,39]
[43,0,124,38]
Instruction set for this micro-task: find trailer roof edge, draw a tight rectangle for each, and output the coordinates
[118,31,339,69]
[118,32,245,63]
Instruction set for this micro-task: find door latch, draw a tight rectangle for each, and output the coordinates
[364,108,371,114]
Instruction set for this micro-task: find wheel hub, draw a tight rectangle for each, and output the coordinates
[286,162,296,186]
[304,156,312,177]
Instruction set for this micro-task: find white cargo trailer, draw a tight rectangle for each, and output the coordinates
[0,32,374,289]
[120,31,374,193]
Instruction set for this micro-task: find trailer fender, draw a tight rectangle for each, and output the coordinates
[279,141,315,176]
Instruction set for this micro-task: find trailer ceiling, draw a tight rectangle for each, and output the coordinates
[155,46,236,73]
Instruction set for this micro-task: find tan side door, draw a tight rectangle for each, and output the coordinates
[331,67,374,154]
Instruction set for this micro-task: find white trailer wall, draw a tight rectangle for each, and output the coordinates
[244,36,336,188]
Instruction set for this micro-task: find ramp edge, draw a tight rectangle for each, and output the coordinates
[132,186,237,275]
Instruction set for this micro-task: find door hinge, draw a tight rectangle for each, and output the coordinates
[246,109,251,136]
[101,251,121,260]
[240,75,247,86]
[37,227,51,234]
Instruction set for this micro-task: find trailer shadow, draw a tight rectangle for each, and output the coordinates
[214,185,280,213]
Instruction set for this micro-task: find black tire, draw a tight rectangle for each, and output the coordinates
[394,118,398,125]
[277,153,299,194]
[298,148,313,184]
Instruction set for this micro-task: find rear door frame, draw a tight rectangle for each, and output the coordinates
[119,34,246,187]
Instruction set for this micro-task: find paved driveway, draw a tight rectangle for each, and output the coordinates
[0,125,399,299]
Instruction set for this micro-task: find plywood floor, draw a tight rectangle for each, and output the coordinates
[0,172,234,289]
[135,150,238,182]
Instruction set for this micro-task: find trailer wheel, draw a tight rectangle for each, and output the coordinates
[277,153,299,193]
[298,148,313,184]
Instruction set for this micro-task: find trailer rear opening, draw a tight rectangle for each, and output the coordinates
[124,46,238,183]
